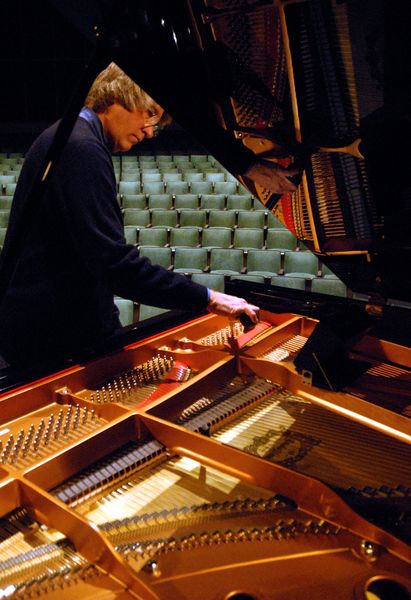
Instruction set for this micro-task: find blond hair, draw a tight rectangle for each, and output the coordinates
[85,62,160,115]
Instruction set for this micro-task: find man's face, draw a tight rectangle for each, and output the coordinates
[98,103,164,153]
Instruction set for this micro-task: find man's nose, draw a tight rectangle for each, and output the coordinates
[142,125,155,139]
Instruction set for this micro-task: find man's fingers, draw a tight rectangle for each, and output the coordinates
[240,304,260,324]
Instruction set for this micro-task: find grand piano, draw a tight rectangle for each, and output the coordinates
[0,1,410,599]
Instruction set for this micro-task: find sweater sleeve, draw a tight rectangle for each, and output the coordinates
[53,135,209,311]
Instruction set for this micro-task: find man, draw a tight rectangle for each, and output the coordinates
[0,63,294,370]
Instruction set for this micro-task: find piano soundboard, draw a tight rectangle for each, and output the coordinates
[0,311,410,599]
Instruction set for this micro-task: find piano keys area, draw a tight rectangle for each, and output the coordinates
[0,311,410,600]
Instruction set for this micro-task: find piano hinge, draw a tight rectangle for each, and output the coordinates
[301,369,313,386]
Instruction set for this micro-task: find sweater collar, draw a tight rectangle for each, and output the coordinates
[79,107,111,150]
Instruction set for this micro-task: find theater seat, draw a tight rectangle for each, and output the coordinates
[190,181,213,195]
[151,209,178,228]
[266,229,297,250]
[233,228,264,249]
[200,194,226,210]
[173,247,208,273]
[208,210,236,229]
[201,227,232,249]
[138,227,169,247]
[191,272,225,292]
[271,275,307,290]
[123,226,137,245]
[119,181,141,195]
[311,277,347,297]
[283,251,319,278]
[178,210,207,228]
[114,297,137,326]
[214,182,238,195]
[170,227,200,248]
[174,194,199,210]
[148,194,173,210]
[209,248,244,275]
[237,211,266,228]
[142,181,165,195]
[123,209,150,227]
[139,246,172,269]
[165,181,190,195]
[246,250,282,277]
[226,194,253,211]
[121,194,146,209]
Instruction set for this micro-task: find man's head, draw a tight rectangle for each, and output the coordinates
[85,62,167,152]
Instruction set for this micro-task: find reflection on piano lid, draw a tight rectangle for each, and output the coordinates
[43,0,408,306]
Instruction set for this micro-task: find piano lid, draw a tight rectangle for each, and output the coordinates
[48,0,410,305]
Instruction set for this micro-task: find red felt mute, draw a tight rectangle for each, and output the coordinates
[136,361,191,409]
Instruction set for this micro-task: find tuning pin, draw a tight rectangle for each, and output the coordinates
[72,406,80,430]
[53,409,64,440]
[63,406,73,435]
[1,434,14,462]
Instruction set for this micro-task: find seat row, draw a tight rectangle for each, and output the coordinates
[137,246,332,279]
[116,153,217,166]
[123,207,285,229]
[117,180,250,196]
[124,225,303,251]
[117,167,237,178]
[120,192,264,211]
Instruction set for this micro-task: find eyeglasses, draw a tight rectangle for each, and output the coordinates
[142,114,162,137]
[142,107,169,137]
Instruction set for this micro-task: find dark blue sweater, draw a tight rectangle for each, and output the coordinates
[0,110,208,366]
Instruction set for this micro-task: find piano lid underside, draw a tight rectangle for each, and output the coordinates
[187,0,406,301]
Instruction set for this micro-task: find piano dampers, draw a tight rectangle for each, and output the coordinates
[283,0,360,147]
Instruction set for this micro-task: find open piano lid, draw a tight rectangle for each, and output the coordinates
[50,0,410,304]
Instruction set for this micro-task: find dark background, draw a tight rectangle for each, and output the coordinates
[0,1,91,131]
[0,0,203,153]
[0,0,399,154]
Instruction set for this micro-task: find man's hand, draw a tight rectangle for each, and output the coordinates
[244,159,300,194]
[207,290,260,324]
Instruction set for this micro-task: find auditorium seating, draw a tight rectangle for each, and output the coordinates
[208,210,237,229]
[233,228,264,250]
[246,250,282,278]
[169,227,200,248]
[138,227,168,247]
[174,194,199,210]
[114,297,137,326]
[121,194,146,209]
[283,251,319,279]
[266,228,297,250]
[151,209,177,228]
[173,247,208,274]
[148,194,173,210]
[237,210,266,229]
[179,209,207,228]
[209,248,245,276]
[191,272,225,292]
[0,151,350,324]
[201,227,232,250]
[200,194,225,210]
[226,194,253,211]
[124,226,138,245]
